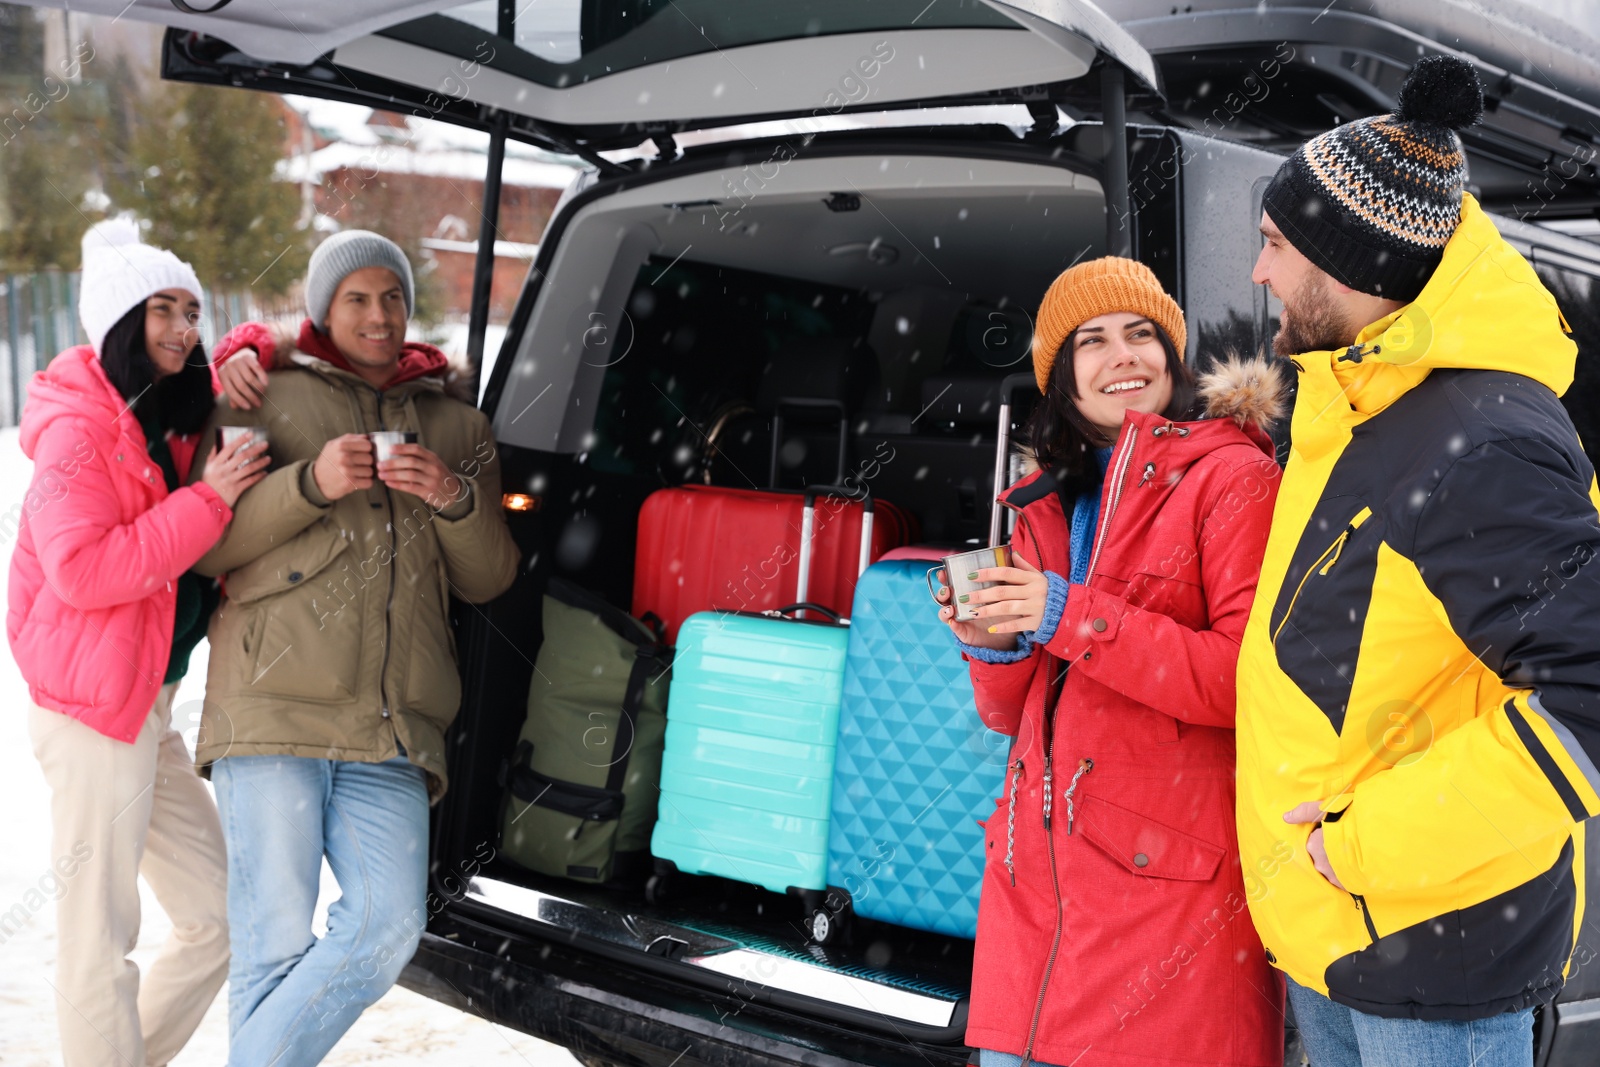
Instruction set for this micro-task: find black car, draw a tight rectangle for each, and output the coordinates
[32,2,1600,1064]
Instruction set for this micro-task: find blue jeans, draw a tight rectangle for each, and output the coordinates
[213,755,430,1067]
[1286,977,1533,1067]
[978,1051,1073,1067]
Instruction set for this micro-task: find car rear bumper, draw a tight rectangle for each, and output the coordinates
[401,911,973,1067]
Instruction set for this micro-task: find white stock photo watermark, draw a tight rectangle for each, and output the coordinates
[0,439,95,546]
[315,39,495,225]
[0,841,94,947]
[1,40,95,146]
[313,841,497,1032]
[1117,43,1297,230]
[712,40,897,234]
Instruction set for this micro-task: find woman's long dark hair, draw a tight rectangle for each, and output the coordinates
[1022,322,1196,481]
[99,300,214,437]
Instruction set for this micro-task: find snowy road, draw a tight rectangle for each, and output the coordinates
[0,428,579,1065]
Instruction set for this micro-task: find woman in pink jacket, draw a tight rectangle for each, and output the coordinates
[9,219,267,1067]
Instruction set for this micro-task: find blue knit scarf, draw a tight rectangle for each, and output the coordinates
[1068,448,1114,585]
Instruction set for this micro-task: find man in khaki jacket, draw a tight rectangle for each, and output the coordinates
[191,230,518,1067]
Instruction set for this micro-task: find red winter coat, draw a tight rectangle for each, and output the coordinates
[8,346,230,742]
[965,359,1286,1067]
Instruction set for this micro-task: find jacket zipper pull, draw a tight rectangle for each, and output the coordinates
[1137,461,1156,487]
[1319,516,1366,575]
[1319,529,1352,575]
[1064,758,1094,836]
[1041,756,1054,831]
[1351,892,1379,941]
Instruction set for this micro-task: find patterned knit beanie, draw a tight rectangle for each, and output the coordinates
[1262,54,1484,302]
[1032,256,1186,395]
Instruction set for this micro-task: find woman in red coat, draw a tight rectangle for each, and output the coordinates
[935,257,1287,1067]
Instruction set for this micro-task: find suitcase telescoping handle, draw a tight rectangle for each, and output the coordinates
[795,484,874,620]
[990,373,1040,547]
[770,397,849,488]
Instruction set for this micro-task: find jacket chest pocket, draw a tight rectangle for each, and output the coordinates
[1096,538,1205,628]
[1077,792,1226,882]
[226,524,351,605]
[1269,503,1377,734]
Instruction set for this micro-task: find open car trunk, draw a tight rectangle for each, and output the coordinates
[20,0,1600,1060]
[26,1,1165,1057]
[433,136,1127,1044]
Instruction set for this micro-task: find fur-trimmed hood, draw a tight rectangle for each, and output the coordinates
[1195,352,1287,431]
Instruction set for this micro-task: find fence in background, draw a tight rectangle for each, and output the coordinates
[0,272,297,427]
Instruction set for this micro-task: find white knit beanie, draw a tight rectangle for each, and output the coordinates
[78,218,203,355]
[305,230,414,329]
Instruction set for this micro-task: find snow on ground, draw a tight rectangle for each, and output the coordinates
[0,428,578,1065]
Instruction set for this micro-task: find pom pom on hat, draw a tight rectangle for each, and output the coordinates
[82,217,142,257]
[1395,54,1484,131]
[77,217,203,355]
[1031,257,1186,395]
[1260,54,1480,302]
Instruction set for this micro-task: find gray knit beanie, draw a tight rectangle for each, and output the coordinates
[305,230,414,328]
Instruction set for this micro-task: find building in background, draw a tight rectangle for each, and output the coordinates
[279,97,579,324]
[0,2,585,415]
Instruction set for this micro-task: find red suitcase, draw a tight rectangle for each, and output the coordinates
[633,485,912,645]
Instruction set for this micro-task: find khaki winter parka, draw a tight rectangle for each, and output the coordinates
[189,352,519,799]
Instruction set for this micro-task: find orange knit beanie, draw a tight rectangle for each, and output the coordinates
[1031,257,1187,394]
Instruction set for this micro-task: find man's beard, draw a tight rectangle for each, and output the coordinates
[1273,272,1354,357]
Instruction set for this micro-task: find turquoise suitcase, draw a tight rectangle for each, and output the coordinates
[651,487,865,897]
[652,609,850,894]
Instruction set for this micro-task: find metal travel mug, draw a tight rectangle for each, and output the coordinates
[368,430,418,463]
[927,545,1013,622]
[217,425,269,451]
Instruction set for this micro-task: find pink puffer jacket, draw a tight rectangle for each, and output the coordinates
[8,346,231,742]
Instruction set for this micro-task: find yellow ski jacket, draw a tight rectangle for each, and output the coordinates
[1238,194,1600,1020]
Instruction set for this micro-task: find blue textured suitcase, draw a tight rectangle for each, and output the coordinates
[813,374,1033,943]
[650,486,866,899]
[817,557,1009,941]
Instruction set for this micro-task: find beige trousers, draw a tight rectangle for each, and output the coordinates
[29,683,229,1067]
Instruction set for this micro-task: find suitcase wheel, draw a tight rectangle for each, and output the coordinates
[644,872,671,906]
[806,887,853,946]
[808,907,838,945]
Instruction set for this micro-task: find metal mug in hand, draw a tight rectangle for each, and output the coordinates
[217,425,269,452]
[927,545,1012,622]
[368,430,418,463]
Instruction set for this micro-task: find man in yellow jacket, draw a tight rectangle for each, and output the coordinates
[1239,55,1600,1066]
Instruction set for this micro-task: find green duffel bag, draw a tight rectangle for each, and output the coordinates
[499,578,670,885]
